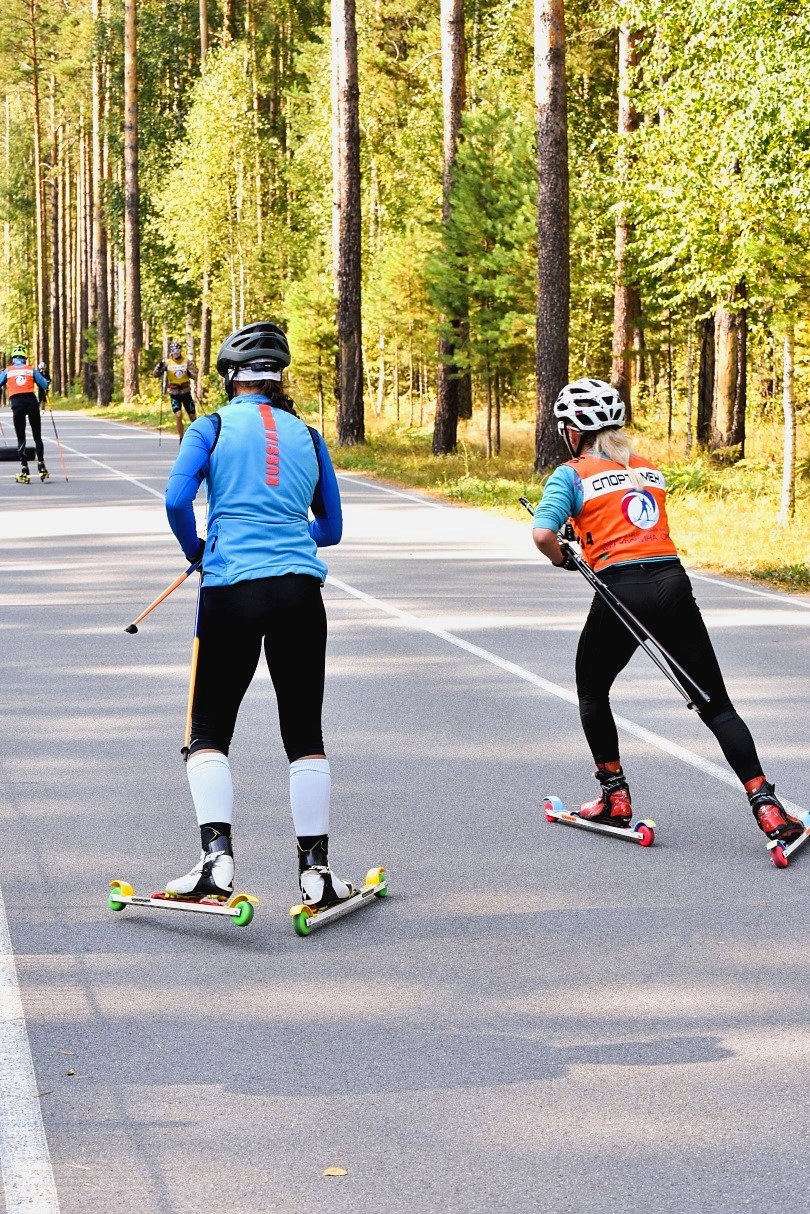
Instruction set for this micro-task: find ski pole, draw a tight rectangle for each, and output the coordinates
[520,497,710,710]
[182,577,203,756]
[47,407,69,481]
[124,559,201,634]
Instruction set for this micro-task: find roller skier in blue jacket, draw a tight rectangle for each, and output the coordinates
[163,321,354,911]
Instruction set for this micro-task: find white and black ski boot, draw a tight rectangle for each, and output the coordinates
[165,823,234,900]
[15,468,30,484]
[38,462,49,482]
[297,835,354,911]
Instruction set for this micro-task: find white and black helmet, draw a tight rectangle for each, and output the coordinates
[554,378,625,435]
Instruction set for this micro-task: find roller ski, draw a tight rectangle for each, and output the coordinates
[543,769,655,847]
[15,468,30,484]
[748,780,810,869]
[290,834,387,937]
[38,461,49,482]
[108,826,257,926]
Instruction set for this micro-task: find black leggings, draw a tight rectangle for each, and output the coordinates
[575,560,764,785]
[189,574,326,762]
[12,401,44,464]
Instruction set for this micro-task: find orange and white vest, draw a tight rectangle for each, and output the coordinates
[6,364,36,399]
[568,454,677,571]
[165,358,191,393]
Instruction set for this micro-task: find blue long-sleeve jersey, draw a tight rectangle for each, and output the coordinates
[165,394,342,586]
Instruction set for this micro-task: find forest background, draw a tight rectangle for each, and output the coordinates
[1,0,809,587]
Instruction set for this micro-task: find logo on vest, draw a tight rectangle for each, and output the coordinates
[15,375,27,386]
[621,489,659,530]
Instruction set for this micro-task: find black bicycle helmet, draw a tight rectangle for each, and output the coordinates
[216,322,290,376]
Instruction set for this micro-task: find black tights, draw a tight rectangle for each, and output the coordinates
[189,574,326,762]
[12,401,44,465]
[575,561,763,785]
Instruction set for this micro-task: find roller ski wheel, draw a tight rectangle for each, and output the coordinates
[765,815,810,868]
[290,866,388,937]
[108,880,258,927]
[543,796,656,848]
[15,471,30,484]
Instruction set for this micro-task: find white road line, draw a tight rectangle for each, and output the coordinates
[42,436,164,500]
[327,574,805,816]
[689,571,810,609]
[0,884,60,1213]
[337,473,448,510]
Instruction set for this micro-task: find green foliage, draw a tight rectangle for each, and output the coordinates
[428,98,536,388]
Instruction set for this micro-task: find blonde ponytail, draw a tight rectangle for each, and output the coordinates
[589,429,645,490]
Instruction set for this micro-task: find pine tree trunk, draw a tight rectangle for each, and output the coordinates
[198,268,212,399]
[730,289,747,455]
[58,127,68,392]
[433,0,467,455]
[28,0,48,366]
[92,0,112,405]
[610,22,640,420]
[81,122,96,399]
[777,328,795,524]
[332,0,364,445]
[712,283,746,455]
[684,318,693,455]
[123,0,142,402]
[48,86,61,394]
[533,0,569,472]
[696,314,714,448]
[199,0,209,62]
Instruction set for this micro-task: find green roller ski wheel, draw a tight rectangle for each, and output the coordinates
[374,881,389,899]
[292,910,313,937]
[108,893,126,913]
[232,901,255,928]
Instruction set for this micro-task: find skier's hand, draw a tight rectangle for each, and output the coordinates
[552,541,579,571]
[185,538,205,566]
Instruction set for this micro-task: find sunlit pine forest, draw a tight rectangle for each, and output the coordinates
[1,0,808,581]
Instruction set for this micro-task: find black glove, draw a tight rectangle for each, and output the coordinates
[186,538,205,566]
[552,541,579,571]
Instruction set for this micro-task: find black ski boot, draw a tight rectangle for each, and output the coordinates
[38,461,49,482]
[165,823,234,900]
[297,835,354,910]
[15,466,30,484]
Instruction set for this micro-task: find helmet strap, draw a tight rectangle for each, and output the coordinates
[224,367,237,400]
[559,422,588,460]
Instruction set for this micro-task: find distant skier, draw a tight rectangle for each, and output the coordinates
[162,321,354,910]
[153,341,197,442]
[531,377,802,847]
[0,344,50,483]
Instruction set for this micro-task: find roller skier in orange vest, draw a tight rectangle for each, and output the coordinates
[0,344,50,483]
[531,377,803,851]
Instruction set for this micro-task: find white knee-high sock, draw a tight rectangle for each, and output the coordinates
[186,751,233,827]
[289,758,330,836]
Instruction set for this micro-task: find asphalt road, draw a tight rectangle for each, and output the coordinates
[1,412,808,1214]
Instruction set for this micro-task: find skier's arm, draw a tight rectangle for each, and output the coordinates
[532,466,582,567]
[152,361,166,378]
[308,429,343,547]
[0,369,8,391]
[33,369,49,395]
[165,417,216,561]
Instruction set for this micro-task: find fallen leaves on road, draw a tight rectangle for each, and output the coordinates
[322,1166,349,1177]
